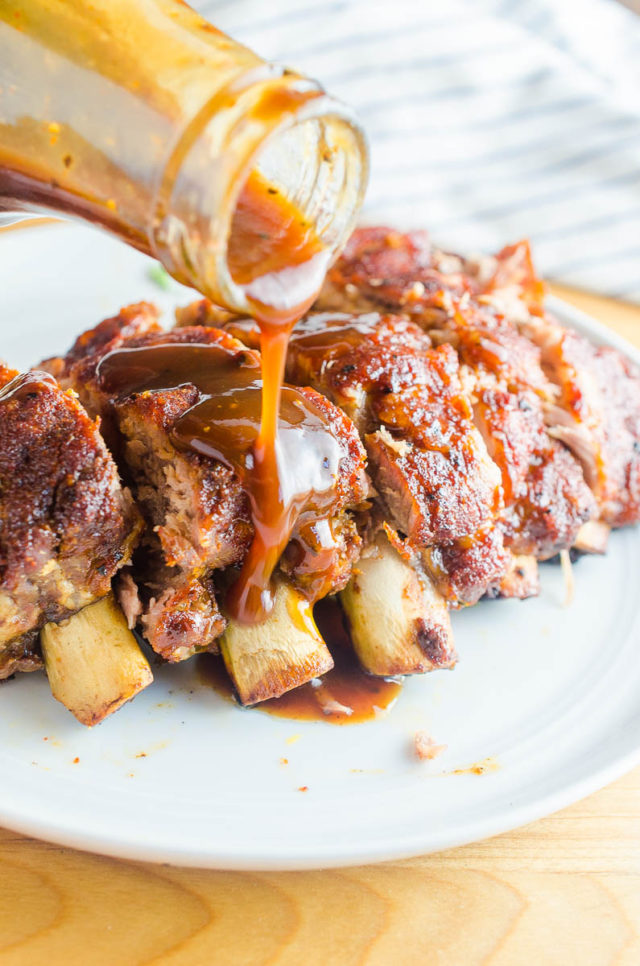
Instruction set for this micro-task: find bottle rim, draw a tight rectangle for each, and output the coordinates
[150,65,369,315]
[219,88,369,317]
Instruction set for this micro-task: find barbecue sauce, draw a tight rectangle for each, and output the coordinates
[198,598,402,724]
[224,171,332,621]
[98,337,344,604]
[0,370,58,403]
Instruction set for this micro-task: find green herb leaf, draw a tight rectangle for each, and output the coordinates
[148,263,172,291]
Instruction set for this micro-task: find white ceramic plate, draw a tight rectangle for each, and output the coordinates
[1,221,639,870]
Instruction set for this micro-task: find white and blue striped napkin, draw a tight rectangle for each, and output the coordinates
[196,0,640,302]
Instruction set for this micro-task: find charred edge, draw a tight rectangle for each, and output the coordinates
[416,620,457,668]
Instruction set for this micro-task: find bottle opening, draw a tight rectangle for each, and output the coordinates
[224,108,368,323]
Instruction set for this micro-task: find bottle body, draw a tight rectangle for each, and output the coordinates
[0,0,367,313]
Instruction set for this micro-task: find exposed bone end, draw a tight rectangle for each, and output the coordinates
[573,519,610,555]
[492,554,540,600]
[41,593,153,727]
[340,531,456,676]
[220,583,334,705]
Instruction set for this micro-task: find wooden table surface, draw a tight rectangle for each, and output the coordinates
[1,285,639,966]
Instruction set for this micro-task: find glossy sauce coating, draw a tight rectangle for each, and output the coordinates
[97,341,344,617]
[198,598,402,724]
[0,369,58,403]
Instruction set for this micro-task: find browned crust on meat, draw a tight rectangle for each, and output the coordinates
[424,525,511,606]
[141,575,226,663]
[284,310,505,602]
[0,630,43,680]
[115,386,253,574]
[540,327,640,526]
[288,315,501,541]
[477,240,640,528]
[0,368,141,653]
[317,227,597,564]
[41,302,162,420]
[317,226,471,313]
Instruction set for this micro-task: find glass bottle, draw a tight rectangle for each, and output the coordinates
[0,0,368,315]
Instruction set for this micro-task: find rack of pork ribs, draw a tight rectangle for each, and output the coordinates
[2,229,639,725]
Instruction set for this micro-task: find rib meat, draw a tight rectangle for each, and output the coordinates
[287,312,514,605]
[0,362,141,678]
[476,241,640,529]
[178,302,461,668]
[315,228,596,572]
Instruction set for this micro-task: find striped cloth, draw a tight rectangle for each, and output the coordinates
[196,0,640,303]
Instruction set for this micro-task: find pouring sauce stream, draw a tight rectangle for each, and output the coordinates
[224,170,332,622]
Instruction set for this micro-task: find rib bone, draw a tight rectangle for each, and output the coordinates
[220,581,334,705]
[340,531,456,676]
[41,593,153,726]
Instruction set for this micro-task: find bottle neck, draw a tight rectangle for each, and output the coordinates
[0,1,368,315]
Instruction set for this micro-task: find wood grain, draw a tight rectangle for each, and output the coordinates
[1,285,639,965]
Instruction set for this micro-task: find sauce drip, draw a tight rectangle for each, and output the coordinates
[198,598,402,724]
[223,170,333,621]
[97,340,344,610]
[0,370,57,402]
[222,312,385,355]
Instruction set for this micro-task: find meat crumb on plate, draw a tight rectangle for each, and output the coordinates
[414,730,447,761]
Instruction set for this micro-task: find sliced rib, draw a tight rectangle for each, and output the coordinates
[279,311,508,612]
[176,302,460,673]
[476,241,640,529]
[0,361,141,679]
[315,227,596,572]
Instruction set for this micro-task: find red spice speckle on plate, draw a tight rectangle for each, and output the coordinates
[451,757,500,776]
